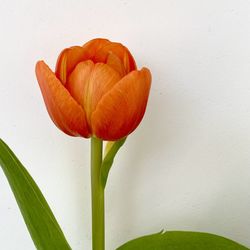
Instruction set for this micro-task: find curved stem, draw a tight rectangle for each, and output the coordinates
[91,137,105,250]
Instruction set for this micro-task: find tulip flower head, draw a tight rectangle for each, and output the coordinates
[36,38,151,141]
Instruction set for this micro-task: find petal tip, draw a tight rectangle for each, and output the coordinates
[35,60,48,77]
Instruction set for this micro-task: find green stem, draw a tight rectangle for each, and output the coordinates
[91,137,105,250]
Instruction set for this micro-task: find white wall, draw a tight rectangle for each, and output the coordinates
[0,0,250,249]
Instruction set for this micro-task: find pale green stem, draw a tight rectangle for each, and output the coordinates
[91,137,105,250]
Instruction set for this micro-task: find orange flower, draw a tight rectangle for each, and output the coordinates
[35,38,151,141]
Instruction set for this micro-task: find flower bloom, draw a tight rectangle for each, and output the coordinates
[35,38,151,141]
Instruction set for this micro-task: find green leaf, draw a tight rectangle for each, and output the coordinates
[0,139,71,250]
[101,137,126,188]
[116,231,249,250]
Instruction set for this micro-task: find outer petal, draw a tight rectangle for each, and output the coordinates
[36,61,90,137]
[67,61,121,128]
[91,68,151,140]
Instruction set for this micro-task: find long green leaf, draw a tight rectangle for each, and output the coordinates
[101,138,126,188]
[116,231,249,250]
[0,139,71,250]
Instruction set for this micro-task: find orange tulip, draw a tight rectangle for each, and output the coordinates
[35,38,151,141]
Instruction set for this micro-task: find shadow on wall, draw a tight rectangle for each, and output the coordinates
[115,76,198,236]
[113,75,250,247]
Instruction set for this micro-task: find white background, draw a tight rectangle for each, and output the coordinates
[0,0,250,249]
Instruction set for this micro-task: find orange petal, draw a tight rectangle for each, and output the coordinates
[55,39,111,84]
[93,42,137,74]
[91,68,151,140]
[67,61,121,128]
[106,52,126,77]
[36,61,90,137]
[55,39,136,83]
[88,63,121,115]
[83,39,136,74]
[82,38,111,57]
[55,46,87,84]
[66,60,95,107]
